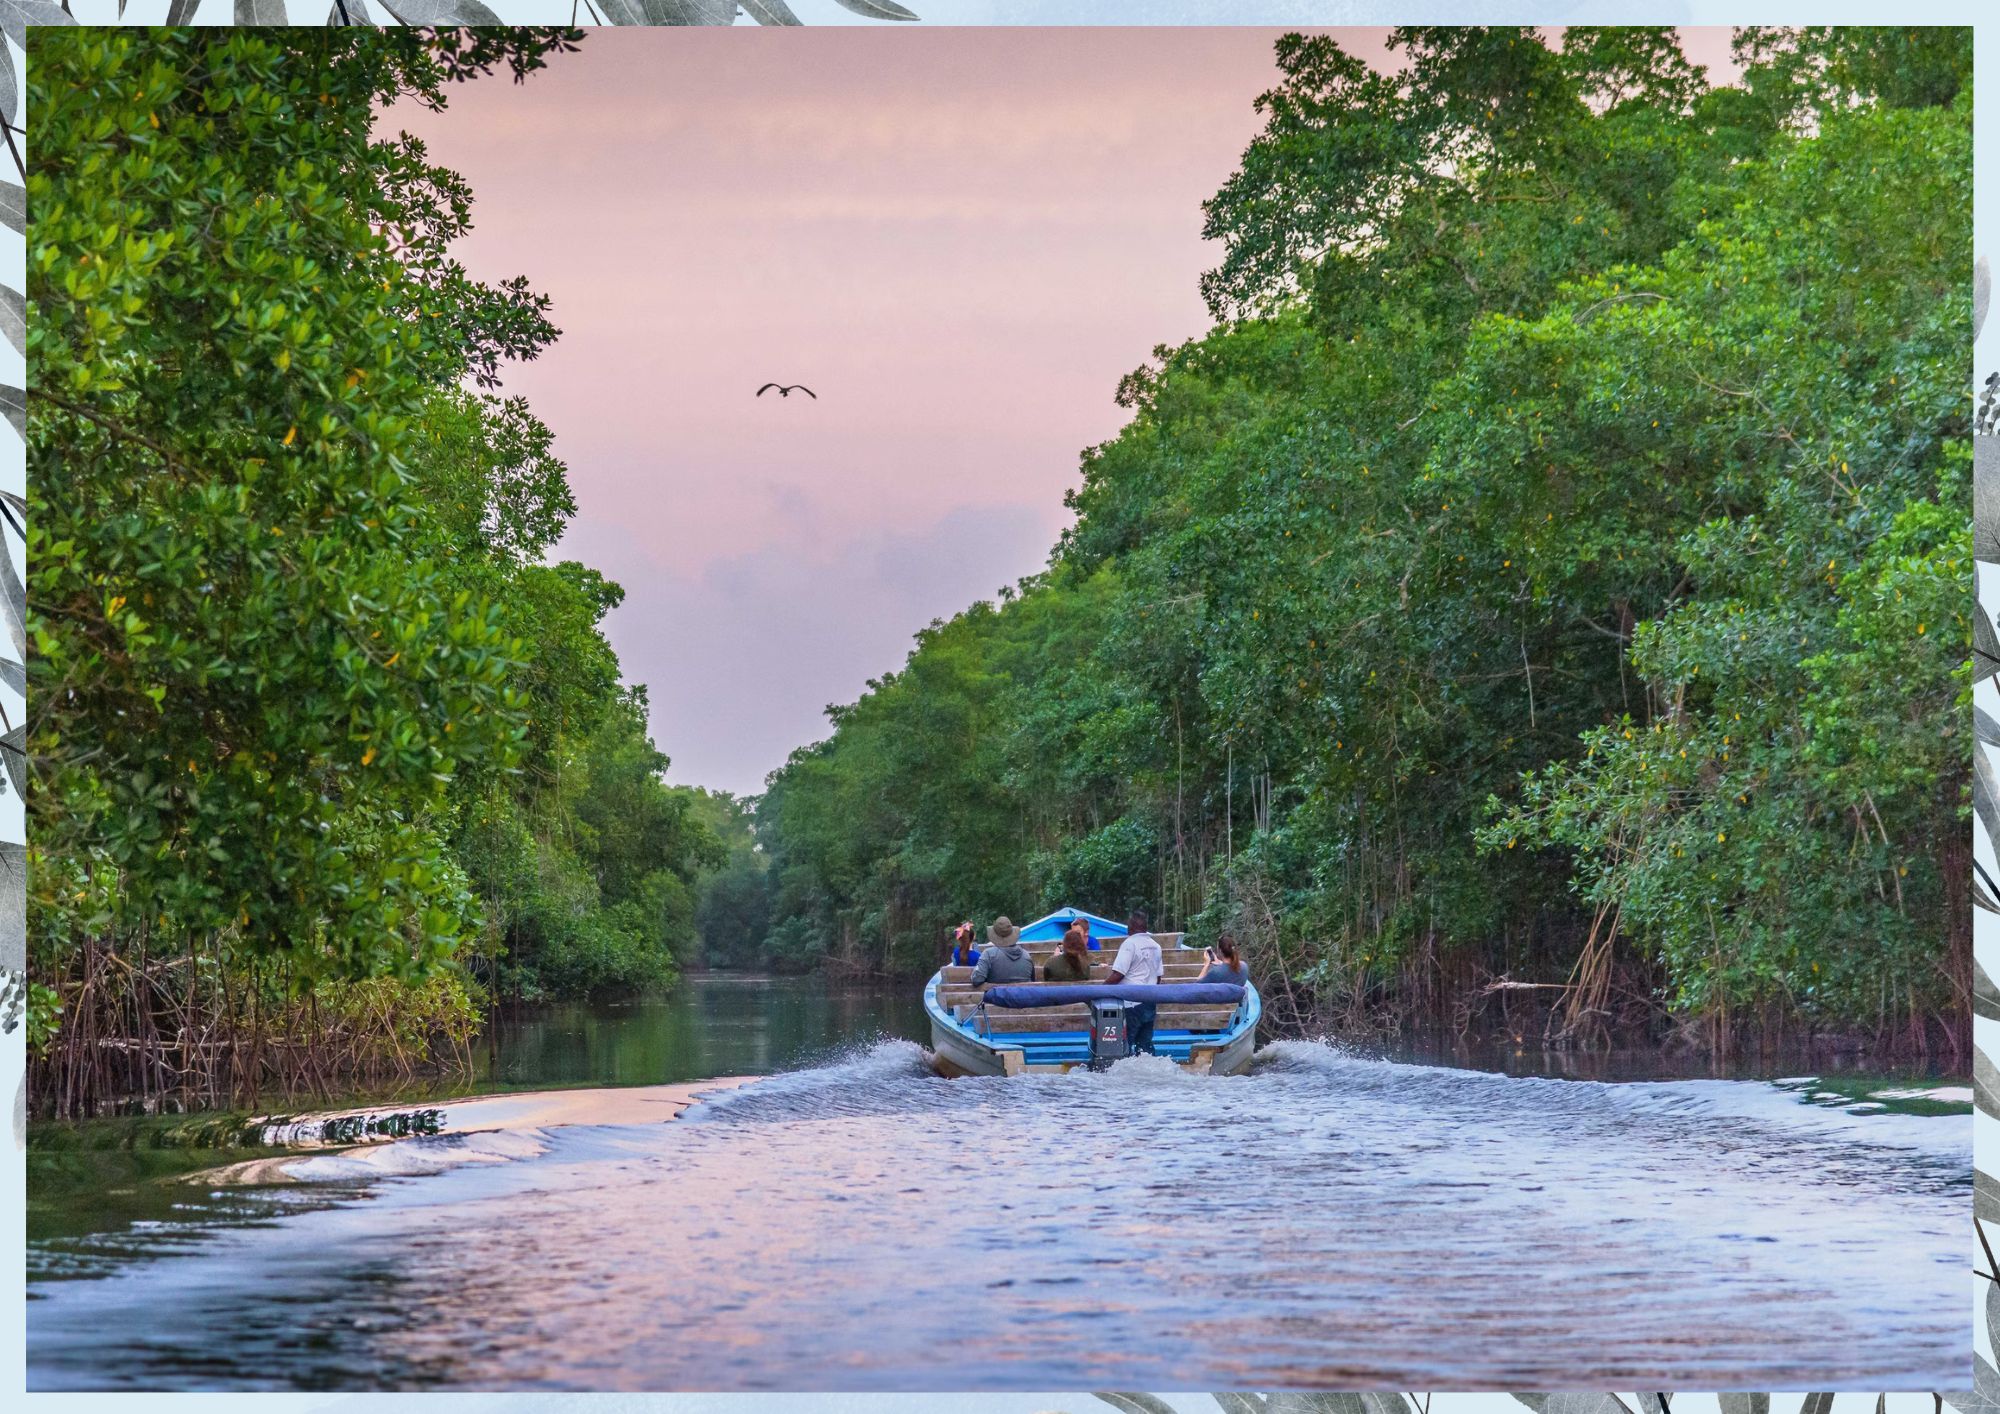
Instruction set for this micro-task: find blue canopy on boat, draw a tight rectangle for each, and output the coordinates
[982,983,1246,1009]
[1016,907,1127,946]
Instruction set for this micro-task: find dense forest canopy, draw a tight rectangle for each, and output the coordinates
[25,27,728,1114]
[753,26,1973,1054]
[19,26,1975,1118]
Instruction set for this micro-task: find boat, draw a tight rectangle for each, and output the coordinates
[924,920,1261,1077]
[1013,907,1126,945]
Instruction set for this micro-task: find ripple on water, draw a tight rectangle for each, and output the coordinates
[27,1037,1969,1391]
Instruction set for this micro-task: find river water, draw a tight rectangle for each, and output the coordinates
[27,975,1972,1391]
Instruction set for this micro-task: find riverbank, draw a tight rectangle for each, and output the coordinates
[30,973,1970,1252]
[29,962,1968,1134]
[28,973,922,1240]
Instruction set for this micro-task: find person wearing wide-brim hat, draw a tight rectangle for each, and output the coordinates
[969,916,1034,986]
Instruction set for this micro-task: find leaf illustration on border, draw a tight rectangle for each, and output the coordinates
[1799,1396,1835,1414]
[1980,1167,2000,1224]
[739,0,802,23]
[1093,1396,1181,1414]
[1513,1398,1632,1414]
[1979,1043,2000,1121]
[1979,254,1992,342]
[0,839,21,974]
[329,0,376,21]
[1634,1398,1667,1414]
[1949,1353,2000,1414]
[831,0,919,18]
[1719,1397,1770,1414]
[1975,742,2000,848]
[0,522,23,661]
[1980,438,2000,562]
[164,0,205,21]
[638,0,741,21]
[0,383,20,440]
[0,285,21,357]
[235,0,289,21]
[0,180,19,236]
[376,0,506,24]
[0,43,16,138]
[1215,1398,1268,1414]
[1979,958,2000,1022]
[0,0,76,51]
[0,658,21,696]
[1,724,23,802]
[1978,607,2000,683]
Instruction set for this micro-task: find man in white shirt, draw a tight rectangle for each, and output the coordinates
[1104,909,1163,1054]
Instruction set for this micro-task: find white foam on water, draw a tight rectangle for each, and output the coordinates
[1875,1084,1974,1103]
[277,1127,550,1182]
[1074,1049,1199,1090]
[1622,1077,1972,1159]
[1251,1035,1971,1160]
[681,1037,936,1120]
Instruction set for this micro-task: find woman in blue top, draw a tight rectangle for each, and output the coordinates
[1196,934,1248,984]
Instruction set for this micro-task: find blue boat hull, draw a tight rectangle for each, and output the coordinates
[923,972,1261,1077]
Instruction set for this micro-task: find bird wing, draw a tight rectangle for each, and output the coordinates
[756,383,779,396]
[793,386,817,399]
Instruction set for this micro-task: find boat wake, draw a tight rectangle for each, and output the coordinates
[29,1034,1971,1390]
[1254,1037,1971,1162]
[276,1127,552,1182]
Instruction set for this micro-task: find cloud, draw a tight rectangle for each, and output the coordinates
[381,26,1383,794]
[593,500,1059,795]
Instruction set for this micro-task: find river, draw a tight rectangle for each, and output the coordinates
[26,974,1972,1391]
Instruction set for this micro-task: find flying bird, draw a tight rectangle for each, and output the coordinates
[757,383,816,399]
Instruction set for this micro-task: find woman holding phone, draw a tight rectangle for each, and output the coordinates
[1196,933,1248,984]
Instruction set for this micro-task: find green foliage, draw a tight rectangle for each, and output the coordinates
[1734,25,1972,122]
[1034,817,1159,917]
[23,27,716,1112]
[25,981,62,1055]
[457,690,722,1002]
[757,28,1972,1044]
[676,788,771,970]
[26,27,576,988]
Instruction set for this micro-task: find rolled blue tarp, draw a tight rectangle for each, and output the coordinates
[981,983,1246,1008]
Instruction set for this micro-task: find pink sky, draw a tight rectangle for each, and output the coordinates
[393,27,1738,797]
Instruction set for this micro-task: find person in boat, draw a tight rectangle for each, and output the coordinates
[1102,908,1163,1054]
[1041,921,1092,982]
[968,917,1034,986]
[948,920,979,968]
[1196,933,1248,984]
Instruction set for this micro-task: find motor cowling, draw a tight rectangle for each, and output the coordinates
[1088,998,1133,1069]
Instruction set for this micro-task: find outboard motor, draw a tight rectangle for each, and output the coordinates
[1087,998,1133,1070]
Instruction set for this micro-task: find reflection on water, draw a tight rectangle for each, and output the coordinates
[26,974,924,1248]
[474,973,932,1091]
[27,1000,1970,1392]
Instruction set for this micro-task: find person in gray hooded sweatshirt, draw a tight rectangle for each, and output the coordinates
[968,917,1034,986]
